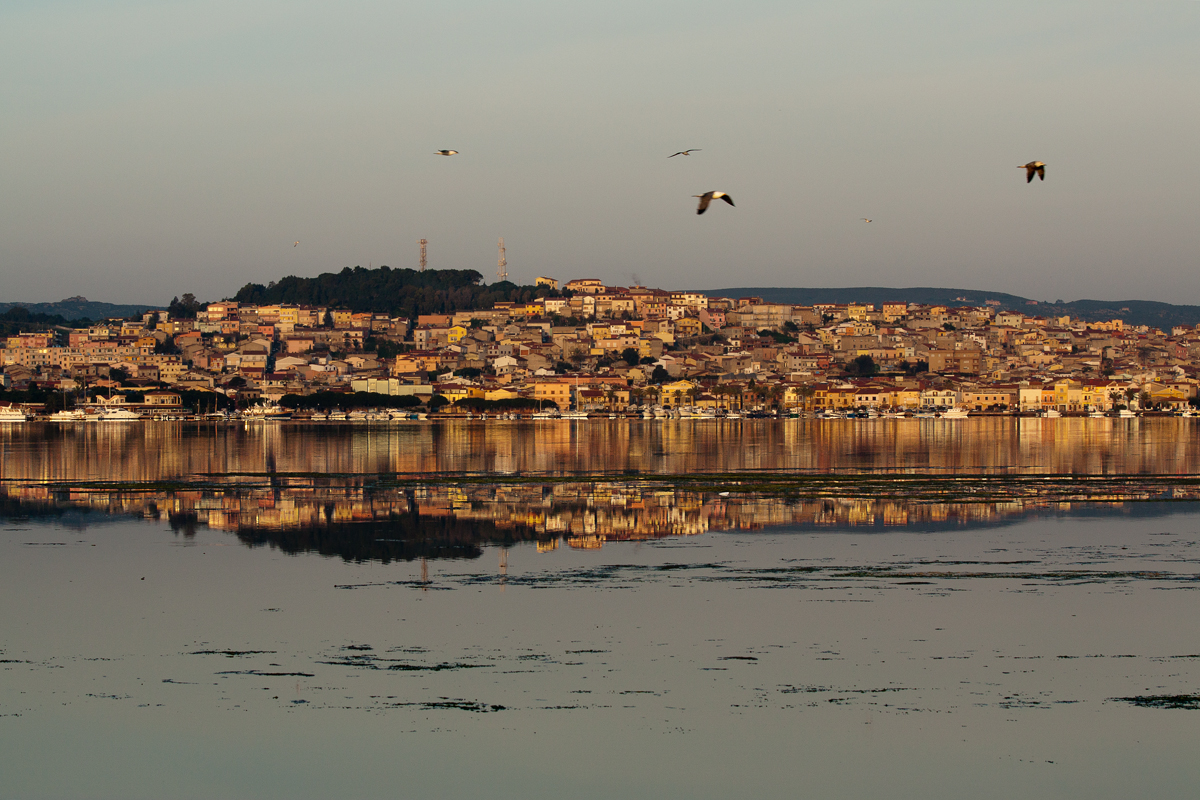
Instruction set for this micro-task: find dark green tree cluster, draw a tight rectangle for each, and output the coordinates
[233,266,560,319]
[448,397,542,412]
[845,355,878,376]
[167,293,204,319]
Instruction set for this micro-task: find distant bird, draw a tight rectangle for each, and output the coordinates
[694,191,734,215]
[668,149,701,158]
[293,241,299,247]
[1020,161,1046,182]
[434,150,459,156]
[861,218,872,223]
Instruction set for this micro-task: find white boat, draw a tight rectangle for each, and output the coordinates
[1118,408,1136,418]
[0,406,29,422]
[941,407,970,419]
[99,407,142,421]
[1042,408,1062,418]
[329,411,347,421]
[561,411,589,419]
[48,409,86,422]
[243,402,291,420]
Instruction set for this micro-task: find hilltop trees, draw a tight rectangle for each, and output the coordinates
[233,266,560,320]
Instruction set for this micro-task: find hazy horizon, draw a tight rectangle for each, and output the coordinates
[3,1,1198,305]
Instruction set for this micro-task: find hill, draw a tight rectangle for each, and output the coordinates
[234,265,559,318]
[0,296,157,321]
[702,287,1200,330]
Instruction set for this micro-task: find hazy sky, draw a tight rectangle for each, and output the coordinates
[2,1,1198,305]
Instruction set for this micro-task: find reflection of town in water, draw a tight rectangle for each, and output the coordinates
[0,478,1172,563]
[5,417,1200,481]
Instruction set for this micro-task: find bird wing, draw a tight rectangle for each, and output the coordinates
[686,149,701,154]
[668,152,683,158]
[1036,165,1045,180]
[720,194,734,207]
[1026,166,1035,183]
[696,194,712,214]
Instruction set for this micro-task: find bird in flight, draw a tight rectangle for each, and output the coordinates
[293,241,299,247]
[1020,161,1046,182]
[861,218,872,223]
[668,149,701,158]
[435,150,459,156]
[694,191,734,215]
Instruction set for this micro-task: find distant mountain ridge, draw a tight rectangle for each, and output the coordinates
[0,296,158,321]
[701,287,1200,330]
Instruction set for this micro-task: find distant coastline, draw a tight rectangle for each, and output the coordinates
[703,287,1200,330]
[0,297,156,321]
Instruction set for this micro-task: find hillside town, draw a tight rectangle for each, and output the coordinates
[3,277,1200,418]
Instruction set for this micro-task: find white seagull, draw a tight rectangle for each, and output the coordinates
[693,191,734,215]
[668,149,701,158]
[1019,161,1045,182]
[435,150,459,156]
[861,218,872,223]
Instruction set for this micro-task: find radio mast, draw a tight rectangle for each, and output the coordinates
[418,238,428,272]
[496,237,508,282]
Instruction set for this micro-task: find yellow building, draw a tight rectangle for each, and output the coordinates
[660,380,697,408]
[533,380,572,410]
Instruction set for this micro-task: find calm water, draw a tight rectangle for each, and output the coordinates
[3,417,1200,479]
[3,424,1200,799]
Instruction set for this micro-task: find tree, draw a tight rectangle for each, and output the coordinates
[845,355,878,376]
[167,293,203,319]
[232,265,562,320]
[650,365,670,384]
[621,347,640,366]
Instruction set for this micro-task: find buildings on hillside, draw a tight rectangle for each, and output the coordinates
[3,281,1197,413]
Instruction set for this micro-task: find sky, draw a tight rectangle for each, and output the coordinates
[2,0,1199,305]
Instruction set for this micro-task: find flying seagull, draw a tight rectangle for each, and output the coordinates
[435,150,459,156]
[1020,161,1046,182]
[668,149,701,158]
[293,241,299,247]
[861,218,872,223]
[694,191,734,215]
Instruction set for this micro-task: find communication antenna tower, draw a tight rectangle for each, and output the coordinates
[418,238,428,272]
[496,237,508,282]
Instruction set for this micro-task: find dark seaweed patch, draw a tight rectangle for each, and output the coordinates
[1112,694,1200,709]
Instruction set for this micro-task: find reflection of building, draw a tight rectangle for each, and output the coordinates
[0,478,1176,562]
[7,419,1200,484]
